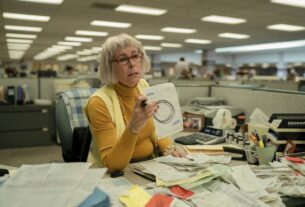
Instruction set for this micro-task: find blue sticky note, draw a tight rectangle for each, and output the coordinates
[79,187,110,207]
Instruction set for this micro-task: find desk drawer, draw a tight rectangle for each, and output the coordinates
[0,108,49,131]
[0,130,52,148]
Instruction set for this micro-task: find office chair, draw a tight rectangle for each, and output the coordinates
[56,88,97,162]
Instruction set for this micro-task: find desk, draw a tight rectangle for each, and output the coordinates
[121,161,305,207]
[118,133,305,207]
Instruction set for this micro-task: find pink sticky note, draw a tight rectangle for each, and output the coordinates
[170,185,194,200]
[286,156,304,163]
[145,194,173,207]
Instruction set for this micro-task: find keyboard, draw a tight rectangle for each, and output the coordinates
[175,132,226,145]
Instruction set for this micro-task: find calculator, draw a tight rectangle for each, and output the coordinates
[175,126,226,145]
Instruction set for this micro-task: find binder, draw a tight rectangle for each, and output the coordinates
[16,85,25,105]
[6,86,15,105]
[269,113,305,129]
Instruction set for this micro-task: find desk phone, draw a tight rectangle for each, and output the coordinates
[175,126,226,145]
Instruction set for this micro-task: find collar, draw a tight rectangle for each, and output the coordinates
[114,82,139,97]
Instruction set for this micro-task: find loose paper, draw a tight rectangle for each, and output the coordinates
[143,83,183,138]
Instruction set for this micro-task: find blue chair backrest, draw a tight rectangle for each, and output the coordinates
[59,88,97,129]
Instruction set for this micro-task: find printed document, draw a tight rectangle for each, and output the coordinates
[143,83,183,138]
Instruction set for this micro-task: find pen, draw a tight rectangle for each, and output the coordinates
[252,131,264,148]
[262,135,267,147]
[141,100,147,107]
[254,130,260,141]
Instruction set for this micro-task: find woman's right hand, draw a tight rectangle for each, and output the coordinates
[128,95,158,134]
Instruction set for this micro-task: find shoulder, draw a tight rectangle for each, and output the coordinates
[87,96,106,110]
[91,85,115,99]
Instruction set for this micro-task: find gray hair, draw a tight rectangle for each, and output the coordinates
[98,33,151,85]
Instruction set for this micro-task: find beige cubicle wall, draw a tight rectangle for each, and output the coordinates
[147,77,214,86]
[39,77,99,101]
[0,78,39,100]
[147,78,169,85]
[175,84,211,106]
[210,85,305,119]
[243,80,299,91]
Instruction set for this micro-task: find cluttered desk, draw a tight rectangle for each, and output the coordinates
[1,131,305,207]
[1,83,305,206]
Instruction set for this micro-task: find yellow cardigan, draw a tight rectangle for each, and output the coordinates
[84,79,172,170]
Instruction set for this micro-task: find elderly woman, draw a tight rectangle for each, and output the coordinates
[84,33,182,171]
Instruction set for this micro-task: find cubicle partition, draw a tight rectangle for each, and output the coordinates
[175,84,211,106]
[210,85,305,119]
[243,80,299,91]
[0,77,39,100]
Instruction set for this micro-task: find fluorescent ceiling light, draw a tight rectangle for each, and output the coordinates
[135,35,164,40]
[81,49,100,54]
[215,39,305,53]
[185,39,211,44]
[115,4,167,16]
[57,54,78,61]
[271,0,305,8]
[58,41,81,46]
[161,42,182,48]
[201,15,246,24]
[65,37,92,42]
[91,47,102,51]
[267,24,305,32]
[5,25,42,32]
[90,20,131,28]
[75,30,108,36]
[34,50,62,60]
[143,46,162,51]
[194,50,202,54]
[77,51,92,55]
[47,48,66,52]
[7,38,33,43]
[9,50,25,59]
[6,33,37,39]
[218,33,250,39]
[161,27,196,34]
[16,0,63,4]
[51,45,72,50]
[3,12,50,22]
[7,43,31,50]
[161,43,182,48]
[77,55,98,62]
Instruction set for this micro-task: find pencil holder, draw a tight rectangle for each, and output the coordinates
[255,146,276,165]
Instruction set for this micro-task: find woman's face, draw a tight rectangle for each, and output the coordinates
[112,46,143,87]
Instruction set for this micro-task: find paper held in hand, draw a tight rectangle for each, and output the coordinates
[143,83,183,139]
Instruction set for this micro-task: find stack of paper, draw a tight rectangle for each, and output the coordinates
[183,145,224,155]
[99,177,132,207]
[155,154,231,170]
[0,163,108,207]
[280,157,305,176]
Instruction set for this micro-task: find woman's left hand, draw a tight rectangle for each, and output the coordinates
[171,150,185,157]
[163,149,185,157]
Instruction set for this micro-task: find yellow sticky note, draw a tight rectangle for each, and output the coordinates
[119,185,151,207]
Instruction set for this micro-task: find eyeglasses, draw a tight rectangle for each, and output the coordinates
[112,53,143,65]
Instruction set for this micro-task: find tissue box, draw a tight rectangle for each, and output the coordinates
[248,123,269,138]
